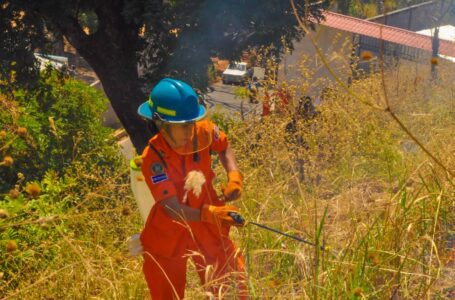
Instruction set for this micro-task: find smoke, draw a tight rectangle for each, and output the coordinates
[139,0,324,90]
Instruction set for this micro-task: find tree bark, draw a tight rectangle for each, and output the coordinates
[88,57,150,153]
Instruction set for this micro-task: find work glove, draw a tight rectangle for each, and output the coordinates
[127,233,143,256]
[222,170,243,202]
[201,204,245,227]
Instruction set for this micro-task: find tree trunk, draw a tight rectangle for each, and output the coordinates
[90,59,150,153]
[49,4,153,153]
[77,45,150,153]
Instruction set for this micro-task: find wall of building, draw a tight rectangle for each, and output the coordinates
[278,26,353,98]
[277,2,455,99]
[356,1,452,72]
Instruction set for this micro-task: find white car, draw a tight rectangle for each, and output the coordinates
[222,62,252,84]
[34,53,69,71]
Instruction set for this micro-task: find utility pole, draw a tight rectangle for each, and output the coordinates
[431,26,439,81]
[431,0,451,82]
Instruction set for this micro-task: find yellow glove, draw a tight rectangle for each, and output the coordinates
[201,204,244,227]
[222,170,243,201]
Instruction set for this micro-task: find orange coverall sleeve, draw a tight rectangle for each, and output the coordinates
[210,122,229,153]
[141,145,177,202]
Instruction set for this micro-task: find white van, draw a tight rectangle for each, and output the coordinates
[222,62,252,84]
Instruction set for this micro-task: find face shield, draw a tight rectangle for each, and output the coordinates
[160,119,212,155]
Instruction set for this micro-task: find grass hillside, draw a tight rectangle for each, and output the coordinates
[216,59,454,299]
[1,59,454,299]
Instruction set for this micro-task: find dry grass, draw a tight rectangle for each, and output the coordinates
[210,55,455,299]
[2,31,455,300]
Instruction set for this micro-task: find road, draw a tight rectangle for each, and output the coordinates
[204,82,261,117]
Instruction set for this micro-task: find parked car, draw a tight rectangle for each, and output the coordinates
[34,53,71,72]
[222,62,252,84]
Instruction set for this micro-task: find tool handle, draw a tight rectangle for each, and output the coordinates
[226,213,328,252]
[227,211,245,225]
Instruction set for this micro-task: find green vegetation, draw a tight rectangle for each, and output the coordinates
[0,69,120,192]
[338,0,428,18]
[1,71,145,298]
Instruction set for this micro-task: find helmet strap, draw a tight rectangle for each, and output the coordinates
[192,125,199,162]
[154,119,163,130]
[146,120,160,137]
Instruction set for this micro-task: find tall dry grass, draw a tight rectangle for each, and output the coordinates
[205,54,454,299]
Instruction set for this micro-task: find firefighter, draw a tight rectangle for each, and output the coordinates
[137,78,247,299]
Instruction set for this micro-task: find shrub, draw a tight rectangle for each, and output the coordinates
[0,70,119,193]
[0,71,142,297]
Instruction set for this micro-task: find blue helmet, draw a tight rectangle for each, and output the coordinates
[138,78,206,123]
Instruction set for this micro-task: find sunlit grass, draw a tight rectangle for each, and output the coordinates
[209,52,455,298]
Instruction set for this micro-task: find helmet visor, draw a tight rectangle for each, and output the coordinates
[160,119,212,155]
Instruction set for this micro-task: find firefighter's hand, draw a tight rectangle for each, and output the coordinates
[222,170,243,201]
[201,204,244,227]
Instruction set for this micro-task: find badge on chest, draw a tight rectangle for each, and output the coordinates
[150,162,167,184]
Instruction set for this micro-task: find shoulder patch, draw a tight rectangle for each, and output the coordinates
[150,162,165,175]
[151,173,168,184]
[214,125,220,141]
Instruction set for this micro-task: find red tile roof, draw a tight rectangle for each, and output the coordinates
[320,11,455,57]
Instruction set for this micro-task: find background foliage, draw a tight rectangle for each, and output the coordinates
[0,69,119,192]
[0,71,141,298]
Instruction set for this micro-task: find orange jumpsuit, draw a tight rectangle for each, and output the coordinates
[140,120,247,299]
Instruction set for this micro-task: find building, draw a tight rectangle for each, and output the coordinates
[279,1,455,97]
